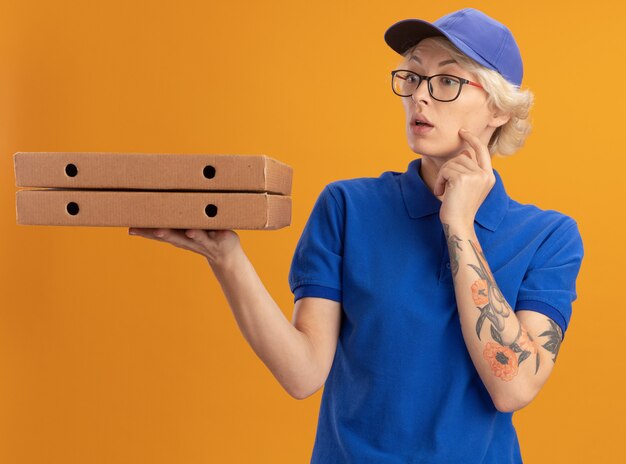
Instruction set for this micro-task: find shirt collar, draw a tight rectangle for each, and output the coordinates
[398,157,509,232]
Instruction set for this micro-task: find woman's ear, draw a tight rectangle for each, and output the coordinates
[489,110,511,129]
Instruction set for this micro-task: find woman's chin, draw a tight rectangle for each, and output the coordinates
[408,142,458,159]
[407,135,461,158]
[408,138,439,156]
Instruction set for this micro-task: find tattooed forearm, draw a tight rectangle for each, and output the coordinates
[443,224,540,381]
[465,238,541,380]
[444,222,565,409]
[443,223,463,277]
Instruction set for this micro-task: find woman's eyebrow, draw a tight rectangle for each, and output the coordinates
[410,55,457,67]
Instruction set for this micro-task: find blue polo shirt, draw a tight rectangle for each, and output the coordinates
[288,157,584,464]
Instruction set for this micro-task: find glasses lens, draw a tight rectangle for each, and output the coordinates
[392,71,419,96]
[430,75,462,101]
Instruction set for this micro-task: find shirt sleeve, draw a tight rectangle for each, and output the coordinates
[514,218,584,339]
[288,184,344,304]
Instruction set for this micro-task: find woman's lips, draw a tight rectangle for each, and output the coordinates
[411,123,434,135]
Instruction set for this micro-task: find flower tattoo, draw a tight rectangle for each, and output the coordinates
[466,239,541,379]
[483,342,518,381]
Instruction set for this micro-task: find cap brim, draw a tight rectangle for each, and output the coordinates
[383,18,498,76]
[384,19,447,55]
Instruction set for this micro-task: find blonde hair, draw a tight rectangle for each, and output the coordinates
[398,36,534,156]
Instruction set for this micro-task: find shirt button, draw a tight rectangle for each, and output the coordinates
[446,262,451,269]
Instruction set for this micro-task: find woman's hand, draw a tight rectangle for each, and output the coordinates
[128,227,241,267]
[433,128,496,228]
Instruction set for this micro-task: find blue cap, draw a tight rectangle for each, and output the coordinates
[384,8,523,87]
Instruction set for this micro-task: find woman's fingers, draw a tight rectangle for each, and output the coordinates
[451,153,478,170]
[129,228,174,239]
[434,165,462,196]
[434,163,451,196]
[445,159,472,173]
[459,129,491,171]
[128,227,207,254]
[127,228,241,265]
[128,227,165,237]
[184,229,213,244]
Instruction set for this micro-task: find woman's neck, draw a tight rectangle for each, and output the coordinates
[419,156,446,202]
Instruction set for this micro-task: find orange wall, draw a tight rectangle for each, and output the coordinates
[0,0,623,462]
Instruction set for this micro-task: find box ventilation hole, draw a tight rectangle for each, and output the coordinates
[65,164,78,177]
[205,204,218,217]
[203,165,216,179]
[66,202,80,215]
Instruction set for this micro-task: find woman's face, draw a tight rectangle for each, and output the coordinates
[398,38,503,159]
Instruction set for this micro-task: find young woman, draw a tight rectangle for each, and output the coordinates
[129,8,583,463]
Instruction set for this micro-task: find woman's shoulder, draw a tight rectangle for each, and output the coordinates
[324,172,397,203]
[506,197,580,240]
[327,174,389,191]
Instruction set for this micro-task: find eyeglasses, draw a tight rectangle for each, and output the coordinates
[390,69,484,102]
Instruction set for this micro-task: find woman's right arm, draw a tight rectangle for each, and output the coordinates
[128,227,342,400]
[211,244,342,399]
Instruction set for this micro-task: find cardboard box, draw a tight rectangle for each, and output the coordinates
[14,152,292,195]
[16,190,291,229]
[14,153,292,230]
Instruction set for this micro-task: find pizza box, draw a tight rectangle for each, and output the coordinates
[14,153,292,230]
[14,152,292,195]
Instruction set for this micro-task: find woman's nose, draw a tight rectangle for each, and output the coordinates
[411,79,430,105]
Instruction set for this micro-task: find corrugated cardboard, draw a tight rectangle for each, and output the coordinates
[16,190,291,229]
[14,152,292,195]
[14,153,293,230]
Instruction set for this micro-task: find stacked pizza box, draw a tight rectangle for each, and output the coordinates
[13,153,292,230]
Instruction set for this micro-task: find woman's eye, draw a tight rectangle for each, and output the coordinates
[440,77,460,86]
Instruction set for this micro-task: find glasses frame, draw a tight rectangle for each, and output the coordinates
[390,69,485,102]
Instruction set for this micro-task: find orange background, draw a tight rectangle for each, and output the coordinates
[1,0,623,462]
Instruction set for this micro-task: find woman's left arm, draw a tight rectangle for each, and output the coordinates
[436,129,563,413]
[443,221,561,413]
